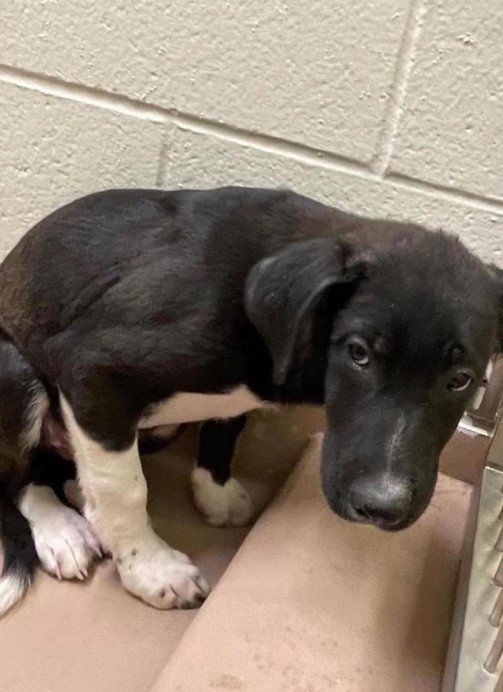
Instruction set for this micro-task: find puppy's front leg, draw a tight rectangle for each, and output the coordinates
[192,416,254,527]
[60,396,208,609]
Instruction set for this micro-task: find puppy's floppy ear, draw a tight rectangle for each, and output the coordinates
[245,238,366,385]
[488,263,503,352]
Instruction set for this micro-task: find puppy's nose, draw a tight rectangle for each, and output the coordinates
[348,475,413,529]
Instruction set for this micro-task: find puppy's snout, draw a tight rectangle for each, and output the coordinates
[347,475,414,530]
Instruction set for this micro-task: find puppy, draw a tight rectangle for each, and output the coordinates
[0,186,501,615]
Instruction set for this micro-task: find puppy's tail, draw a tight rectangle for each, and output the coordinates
[0,479,37,616]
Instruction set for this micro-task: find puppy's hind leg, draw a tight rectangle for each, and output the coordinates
[0,336,46,615]
[0,481,38,616]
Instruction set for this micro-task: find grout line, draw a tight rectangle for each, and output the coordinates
[1,63,502,216]
[0,62,369,178]
[169,116,371,178]
[0,64,168,123]
[371,0,428,177]
[388,172,503,215]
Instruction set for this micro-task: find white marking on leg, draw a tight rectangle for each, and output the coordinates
[21,385,49,452]
[0,574,29,616]
[18,484,103,580]
[60,394,209,609]
[140,386,267,427]
[191,467,254,527]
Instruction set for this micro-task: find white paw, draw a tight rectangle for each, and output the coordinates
[19,484,104,581]
[191,467,254,527]
[32,504,104,580]
[117,536,209,609]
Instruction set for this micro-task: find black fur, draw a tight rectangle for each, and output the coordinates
[197,416,247,485]
[0,472,38,600]
[488,263,503,351]
[0,186,501,601]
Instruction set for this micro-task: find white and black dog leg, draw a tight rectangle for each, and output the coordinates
[60,395,209,609]
[18,484,103,580]
[191,416,254,527]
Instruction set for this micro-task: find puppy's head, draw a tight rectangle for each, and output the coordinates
[245,228,502,531]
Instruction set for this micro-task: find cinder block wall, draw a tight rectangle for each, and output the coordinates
[1,1,501,263]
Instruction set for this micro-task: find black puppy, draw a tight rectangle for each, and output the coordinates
[0,186,501,615]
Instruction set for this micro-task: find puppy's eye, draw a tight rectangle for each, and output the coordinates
[348,340,371,367]
[448,372,473,392]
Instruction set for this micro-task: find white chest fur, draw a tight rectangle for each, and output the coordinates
[139,385,267,428]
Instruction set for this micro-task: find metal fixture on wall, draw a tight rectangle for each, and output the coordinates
[461,356,503,437]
